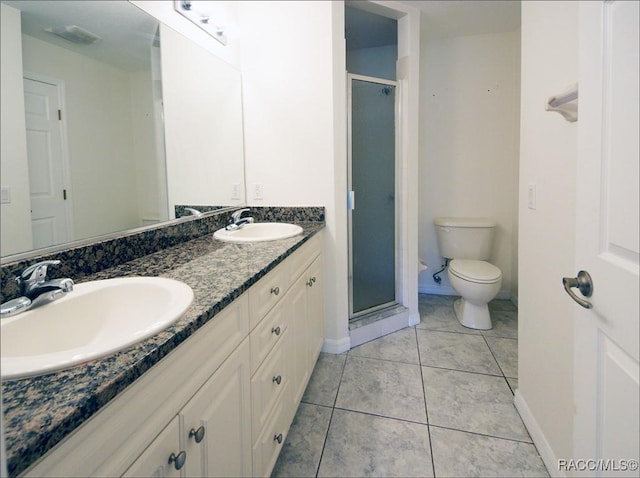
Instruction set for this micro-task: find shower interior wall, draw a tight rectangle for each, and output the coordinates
[418,29,521,302]
[347,45,397,80]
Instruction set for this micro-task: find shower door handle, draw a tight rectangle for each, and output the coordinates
[348,191,356,210]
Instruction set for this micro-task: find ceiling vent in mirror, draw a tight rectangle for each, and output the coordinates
[45,25,102,45]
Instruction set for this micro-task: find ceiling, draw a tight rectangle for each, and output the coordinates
[346,0,521,50]
[2,0,158,71]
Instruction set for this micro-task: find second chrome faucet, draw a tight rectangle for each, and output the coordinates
[225,208,254,231]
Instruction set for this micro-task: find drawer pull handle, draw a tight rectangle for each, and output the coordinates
[189,426,206,443]
[271,286,280,296]
[168,451,187,470]
[273,375,282,385]
[271,326,281,336]
[274,433,283,444]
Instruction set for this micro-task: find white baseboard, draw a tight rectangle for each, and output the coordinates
[321,336,350,354]
[514,390,564,477]
[408,309,420,326]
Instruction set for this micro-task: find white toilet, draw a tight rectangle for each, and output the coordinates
[434,217,502,330]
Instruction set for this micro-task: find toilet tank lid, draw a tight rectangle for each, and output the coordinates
[434,217,496,228]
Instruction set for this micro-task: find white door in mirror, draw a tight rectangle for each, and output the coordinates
[213,223,303,243]
[0,277,194,380]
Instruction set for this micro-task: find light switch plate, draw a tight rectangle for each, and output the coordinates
[253,183,263,200]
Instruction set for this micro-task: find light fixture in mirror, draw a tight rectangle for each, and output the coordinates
[174,0,227,45]
[0,0,246,261]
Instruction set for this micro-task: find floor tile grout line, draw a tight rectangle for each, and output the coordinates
[331,406,429,427]
[419,363,505,379]
[481,333,509,380]
[415,326,437,478]
[314,405,336,478]
[346,354,421,367]
[415,325,482,337]
[428,423,535,446]
[315,352,349,478]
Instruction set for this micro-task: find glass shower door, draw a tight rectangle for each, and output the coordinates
[348,75,398,318]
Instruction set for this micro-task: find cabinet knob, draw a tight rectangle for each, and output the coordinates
[270,286,280,296]
[168,450,187,470]
[306,276,317,287]
[189,426,206,443]
[271,326,281,336]
[274,433,283,444]
[272,375,282,385]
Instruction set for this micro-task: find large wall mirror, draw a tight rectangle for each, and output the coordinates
[0,0,245,260]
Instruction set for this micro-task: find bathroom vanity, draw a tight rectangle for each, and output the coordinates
[1,215,324,478]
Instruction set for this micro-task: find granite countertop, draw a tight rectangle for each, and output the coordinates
[1,222,323,477]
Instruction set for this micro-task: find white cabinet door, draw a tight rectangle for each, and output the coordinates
[180,338,252,478]
[307,256,324,363]
[288,274,310,410]
[122,416,183,478]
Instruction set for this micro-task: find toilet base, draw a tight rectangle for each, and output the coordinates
[453,298,493,330]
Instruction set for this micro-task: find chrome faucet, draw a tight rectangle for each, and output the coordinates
[226,208,254,231]
[1,260,74,318]
[184,207,203,217]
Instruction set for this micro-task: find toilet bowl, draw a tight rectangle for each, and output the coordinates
[447,259,502,330]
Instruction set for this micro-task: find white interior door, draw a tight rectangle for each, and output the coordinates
[572,1,639,474]
[23,76,72,249]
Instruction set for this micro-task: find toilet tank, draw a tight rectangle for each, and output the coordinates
[434,217,496,260]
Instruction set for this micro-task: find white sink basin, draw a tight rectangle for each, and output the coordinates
[0,277,194,380]
[214,222,303,243]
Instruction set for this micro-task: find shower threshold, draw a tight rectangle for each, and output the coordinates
[349,304,410,347]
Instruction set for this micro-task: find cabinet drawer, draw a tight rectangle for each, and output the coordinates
[250,298,289,375]
[251,398,289,478]
[249,261,290,330]
[122,416,182,478]
[251,333,288,442]
[288,233,322,282]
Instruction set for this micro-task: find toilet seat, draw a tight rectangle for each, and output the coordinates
[449,259,501,284]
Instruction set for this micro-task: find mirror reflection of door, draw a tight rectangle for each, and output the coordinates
[23,75,73,249]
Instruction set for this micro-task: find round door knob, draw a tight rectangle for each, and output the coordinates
[271,286,280,296]
[274,433,283,444]
[271,326,281,336]
[273,375,282,385]
[189,426,206,443]
[168,450,187,470]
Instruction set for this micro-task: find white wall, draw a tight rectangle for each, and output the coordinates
[238,0,350,351]
[515,1,578,470]
[0,4,33,257]
[418,30,521,300]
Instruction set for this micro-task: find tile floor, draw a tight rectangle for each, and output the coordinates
[272,294,549,478]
